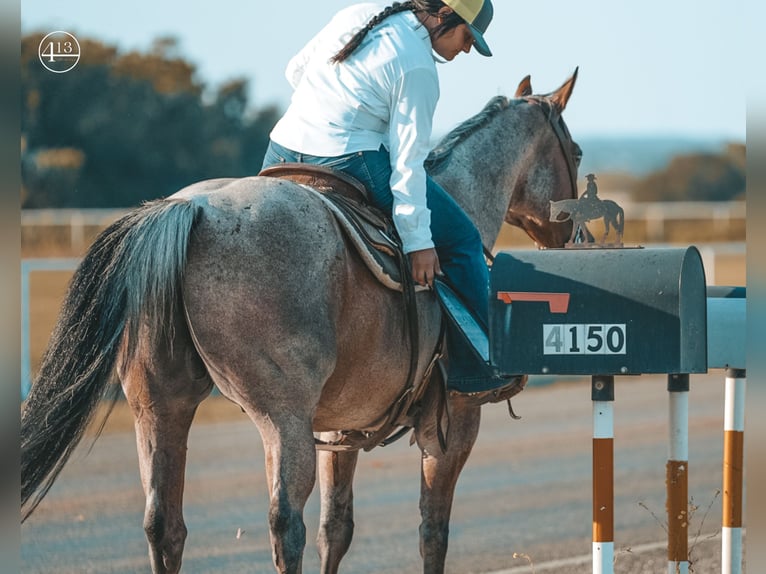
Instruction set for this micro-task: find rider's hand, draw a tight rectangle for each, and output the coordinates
[409,248,442,288]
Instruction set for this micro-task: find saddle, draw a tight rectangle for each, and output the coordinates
[259,163,423,292]
[259,163,370,203]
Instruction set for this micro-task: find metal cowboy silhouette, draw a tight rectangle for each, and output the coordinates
[549,173,625,245]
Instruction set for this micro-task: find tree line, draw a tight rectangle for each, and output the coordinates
[21,34,280,208]
[630,143,744,202]
[21,32,744,208]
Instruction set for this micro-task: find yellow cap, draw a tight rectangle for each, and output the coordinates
[442,0,494,56]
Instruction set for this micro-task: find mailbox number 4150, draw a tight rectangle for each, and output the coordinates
[543,324,626,355]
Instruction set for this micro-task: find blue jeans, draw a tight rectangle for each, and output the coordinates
[262,140,495,389]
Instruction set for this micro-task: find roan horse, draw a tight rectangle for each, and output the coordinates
[21,71,581,574]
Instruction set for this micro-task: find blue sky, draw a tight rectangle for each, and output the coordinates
[22,0,746,140]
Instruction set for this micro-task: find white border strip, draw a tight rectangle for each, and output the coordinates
[593,542,614,574]
[722,526,743,574]
[668,390,689,461]
[724,376,746,432]
[593,401,614,439]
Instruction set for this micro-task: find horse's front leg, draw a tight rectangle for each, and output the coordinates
[316,441,360,574]
[414,389,481,573]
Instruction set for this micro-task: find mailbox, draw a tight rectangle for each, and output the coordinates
[706,286,746,369]
[489,247,707,375]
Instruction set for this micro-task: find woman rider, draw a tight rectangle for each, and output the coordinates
[261,0,508,393]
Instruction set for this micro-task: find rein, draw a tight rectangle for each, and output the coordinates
[525,96,583,239]
[523,96,579,200]
[550,109,580,202]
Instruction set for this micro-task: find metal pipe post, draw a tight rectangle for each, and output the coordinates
[592,375,614,574]
[667,373,690,574]
[722,367,746,574]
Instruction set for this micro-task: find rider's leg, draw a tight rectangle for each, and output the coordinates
[424,176,505,391]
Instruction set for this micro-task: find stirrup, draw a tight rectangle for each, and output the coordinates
[448,375,528,407]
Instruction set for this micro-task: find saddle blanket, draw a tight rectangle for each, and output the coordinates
[304,185,429,294]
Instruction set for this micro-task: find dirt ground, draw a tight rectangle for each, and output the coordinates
[22,374,742,573]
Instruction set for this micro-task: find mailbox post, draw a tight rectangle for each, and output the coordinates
[706,286,746,574]
[490,247,708,574]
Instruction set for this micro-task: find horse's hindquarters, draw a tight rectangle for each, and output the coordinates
[177,178,441,432]
[179,179,346,411]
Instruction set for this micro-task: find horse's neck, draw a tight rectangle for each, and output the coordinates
[434,112,527,248]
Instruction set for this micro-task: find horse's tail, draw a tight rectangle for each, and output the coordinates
[21,197,200,522]
[616,204,625,232]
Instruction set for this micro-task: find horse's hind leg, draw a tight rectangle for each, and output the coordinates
[119,321,213,574]
[252,414,317,574]
[315,443,360,574]
[414,386,481,573]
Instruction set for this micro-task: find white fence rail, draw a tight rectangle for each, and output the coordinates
[22,208,130,251]
[622,201,746,241]
[22,202,746,251]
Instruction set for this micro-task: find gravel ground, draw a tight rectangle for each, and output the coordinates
[21,373,748,573]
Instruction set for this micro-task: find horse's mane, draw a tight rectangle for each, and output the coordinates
[425,95,510,174]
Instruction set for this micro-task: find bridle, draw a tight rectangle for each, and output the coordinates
[525,95,585,242]
[488,95,583,261]
[525,95,580,202]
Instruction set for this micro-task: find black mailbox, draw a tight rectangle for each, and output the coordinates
[489,247,707,375]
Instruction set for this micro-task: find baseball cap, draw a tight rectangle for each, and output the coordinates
[442,0,494,57]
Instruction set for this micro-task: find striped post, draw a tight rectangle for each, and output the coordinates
[722,367,746,574]
[667,374,690,574]
[592,375,614,574]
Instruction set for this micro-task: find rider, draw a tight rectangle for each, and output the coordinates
[581,173,600,202]
[261,1,509,394]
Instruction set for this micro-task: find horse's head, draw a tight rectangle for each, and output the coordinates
[425,69,582,250]
[504,69,581,248]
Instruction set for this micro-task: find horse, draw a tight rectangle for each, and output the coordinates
[21,70,581,574]
[549,196,625,245]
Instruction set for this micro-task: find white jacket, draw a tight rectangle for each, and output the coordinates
[270,3,440,253]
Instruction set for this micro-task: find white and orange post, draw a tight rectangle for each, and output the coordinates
[667,373,690,574]
[592,375,615,574]
[722,367,746,574]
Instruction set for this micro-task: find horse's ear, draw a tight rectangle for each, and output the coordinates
[514,75,533,98]
[549,67,578,112]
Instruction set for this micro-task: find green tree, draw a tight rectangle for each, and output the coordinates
[21,33,280,208]
[631,144,745,202]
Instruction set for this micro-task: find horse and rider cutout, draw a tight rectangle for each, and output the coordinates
[550,173,626,246]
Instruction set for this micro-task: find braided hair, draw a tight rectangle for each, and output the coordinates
[330,1,465,63]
